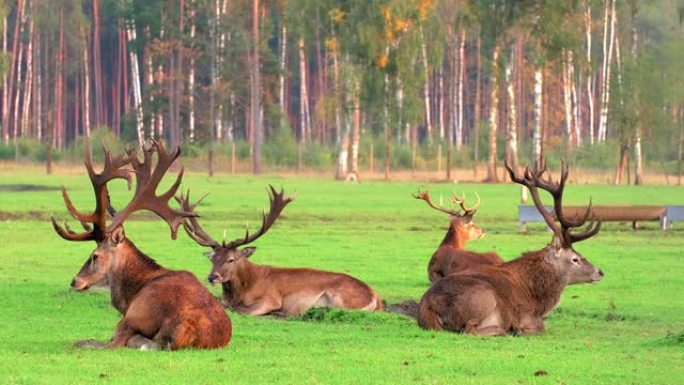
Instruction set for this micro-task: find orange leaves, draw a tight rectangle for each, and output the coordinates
[376,54,389,69]
[329,8,346,24]
[417,0,434,21]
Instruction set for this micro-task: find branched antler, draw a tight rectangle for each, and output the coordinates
[505,158,601,247]
[413,189,480,218]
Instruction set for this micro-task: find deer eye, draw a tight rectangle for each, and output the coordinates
[92,254,99,262]
[571,257,580,264]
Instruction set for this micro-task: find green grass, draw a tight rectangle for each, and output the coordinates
[0,169,683,384]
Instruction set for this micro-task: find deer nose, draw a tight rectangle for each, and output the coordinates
[207,274,220,284]
[70,279,77,288]
[598,269,604,277]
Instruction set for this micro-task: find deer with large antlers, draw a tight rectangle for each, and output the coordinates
[177,186,383,317]
[417,158,603,335]
[414,190,503,283]
[52,140,232,350]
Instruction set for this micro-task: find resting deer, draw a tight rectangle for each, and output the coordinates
[417,158,603,335]
[51,140,232,350]
[177,187,383,317]
[414,190,503,283]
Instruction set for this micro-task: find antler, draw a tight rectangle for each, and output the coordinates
[51,141,136,242]
[175,191,220,248]
[107,138,195,239]
[505,158,601,247]
[413,189,479,218]
[224,185,295,249]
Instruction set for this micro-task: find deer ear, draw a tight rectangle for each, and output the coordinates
[111,227,126,245]
[240,247,257,259]
[203,250,215,259]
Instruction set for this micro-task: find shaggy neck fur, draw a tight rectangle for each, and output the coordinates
[506,247,565,317]
[109,238,168,314]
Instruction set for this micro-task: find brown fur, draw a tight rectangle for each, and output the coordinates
[72,232,232,349]
[427,217,504,283]
[418,243,603,336]
[208,247,383,316]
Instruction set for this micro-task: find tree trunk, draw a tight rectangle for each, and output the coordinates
[585,2,595,145]
[456,26,465,149]
[505,45,519,176]
[12,8,26,144]
[614,142,629,185]
[56,5,65,148]
[188,0,196,143]
[279,23,287,128]
[598,0,616,142]
[473,33,481,177]
[4,0,25,142]
[420,27,432,142]
[298,37,309,143]
[349,77,361,179]
[251,0,262,173]
[2,15,8,143]
[126,21,144,145]
[486,44,500,182]
[80,23,91,139]
[93,0,104,127]
[533,67,543,165]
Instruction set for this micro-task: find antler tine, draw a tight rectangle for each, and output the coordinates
[50,216,96,241]
[224,185,295,249]
[413,189,462,217]
[108,138,196,239]
[567,214,602,244]
[175,191,219,248]
[451,191,480,216]
[506,158,564,239]
[53,140,135,242]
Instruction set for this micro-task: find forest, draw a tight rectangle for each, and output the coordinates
[0,0,683,183]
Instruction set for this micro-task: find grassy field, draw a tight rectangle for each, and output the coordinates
[0,168,682,385]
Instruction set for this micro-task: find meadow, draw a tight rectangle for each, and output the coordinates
[0,166,682,385]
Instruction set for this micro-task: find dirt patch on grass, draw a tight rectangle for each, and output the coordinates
[0,211,48,220]
[0,184,61,192]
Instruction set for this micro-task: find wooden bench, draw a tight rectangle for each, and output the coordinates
[518,205,684,231]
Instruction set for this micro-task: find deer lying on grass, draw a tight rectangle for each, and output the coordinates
[417,158,603,335]
[414,190,503,283]
[177,187,383,317]
[51,140,232,350]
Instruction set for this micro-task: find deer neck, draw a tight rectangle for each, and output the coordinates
[440,219,468,249]
[508,249,566,316]
[108,239,169,314]
[220,258,265,308]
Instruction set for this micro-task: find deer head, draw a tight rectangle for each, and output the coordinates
[52,139,194,291]
[506,158,603,285]
[413,189,484,241]
[177,186,295,285]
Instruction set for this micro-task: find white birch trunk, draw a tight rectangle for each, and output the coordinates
[486,44,499,182]
[1,16,7,143]
[188,0,196,143]
[279,24,287,127]
[563,49,573,147]
[533,68,543,164]
[505,46,518,172]
[126,21,144,145]
[420,28,432,140]
[570,52,581,146]
[82,26,91,138]
[599,0,616,142]
[12,10,26,142]
[332,42,341,145]
[298,38,309,143]
[21,14,33,138]
[35,32,41,140]
[586,3,594,145]
[456,26,465,148]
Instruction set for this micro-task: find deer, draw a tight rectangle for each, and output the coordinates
[51,139,232,350]
[417,158,603,336]
[176,186,383,317]
[414,190,503,283]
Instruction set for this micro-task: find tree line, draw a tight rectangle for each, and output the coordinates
[0,0,683,183]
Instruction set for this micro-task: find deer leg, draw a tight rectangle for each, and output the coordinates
[235,299,282,316]
[126,334,161,350]
[517,315,545,335]
[106,319,138,348]
[74,339,107,349]
[464,320,508,336]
